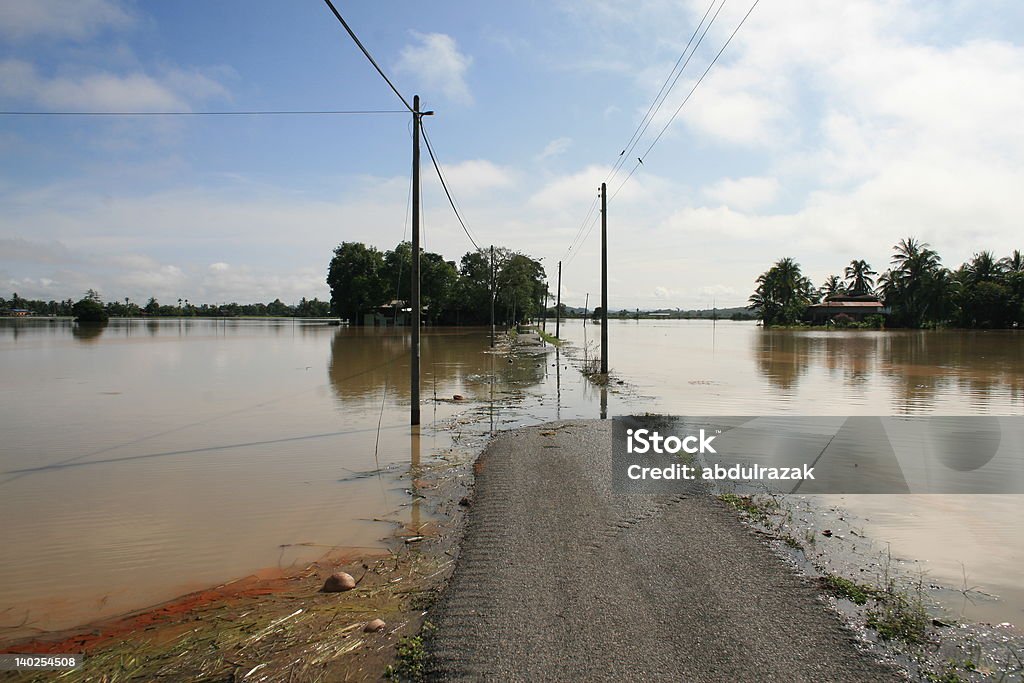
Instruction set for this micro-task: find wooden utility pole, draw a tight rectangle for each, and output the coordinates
[600,182,608,374]
[411,95,422,425]
[542,285,548,332]
[489,244,495,348]
[555,260,562,339]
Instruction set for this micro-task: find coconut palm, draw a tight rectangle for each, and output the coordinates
[964,251,1003,285]
[998,249,1023,274]
[879,237,947,327]
[843,259,876,296]
[749,257,817,325]
[820,274,845,299]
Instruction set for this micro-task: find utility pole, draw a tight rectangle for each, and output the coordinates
[489,244,495,348]
[555,260,562,339]
[542,285,548,333]
[600,182,608,374]
[410,95,428,426]
[584,292,589,327]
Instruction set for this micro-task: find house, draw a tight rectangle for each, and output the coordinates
[803,294,884,324]
[9,308,31,317]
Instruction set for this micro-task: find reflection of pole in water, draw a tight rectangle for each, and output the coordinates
[600,385,607,420]
[556,347,561,421]
[410,424,421,534]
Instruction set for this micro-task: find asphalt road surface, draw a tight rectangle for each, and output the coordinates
[427,420,898,682]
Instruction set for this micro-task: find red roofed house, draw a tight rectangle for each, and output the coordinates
[803,294,885,324]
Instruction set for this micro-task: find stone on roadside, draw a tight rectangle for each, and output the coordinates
[364,618,386,632]
[322,572,356,592]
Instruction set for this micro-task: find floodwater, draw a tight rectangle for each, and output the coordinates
[556,319,1024,626]
[0,317,1021,640]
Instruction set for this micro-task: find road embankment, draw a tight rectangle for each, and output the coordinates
[427,420,897,682]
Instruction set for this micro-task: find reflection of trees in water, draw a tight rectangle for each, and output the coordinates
[753,329,1024,412]
[328,328,544,402]
[71,321,107,342]
[815,333,880,385]
[752,331,811,391]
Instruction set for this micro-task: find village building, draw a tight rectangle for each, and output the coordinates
[803,294,885,324]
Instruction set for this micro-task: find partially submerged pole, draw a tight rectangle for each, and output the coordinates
[411,95,422,425]
[600,182,608,375]
[556,260,562,339]
[490,245,495,348]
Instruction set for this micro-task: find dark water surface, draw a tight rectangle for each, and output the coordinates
[1,318,1021,636]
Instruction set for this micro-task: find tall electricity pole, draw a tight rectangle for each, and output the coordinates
[600,182,608,374]
[555,260,562,339]
[490,245,495,348]
[411,96,425,425]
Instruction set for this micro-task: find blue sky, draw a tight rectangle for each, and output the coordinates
[2,0,1024,308]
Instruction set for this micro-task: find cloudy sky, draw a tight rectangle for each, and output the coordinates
[2,0,1023,308]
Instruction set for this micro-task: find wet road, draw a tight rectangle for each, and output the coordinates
[427,420,898,682]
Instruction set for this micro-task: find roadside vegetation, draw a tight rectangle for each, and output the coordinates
[716,493,1021,682]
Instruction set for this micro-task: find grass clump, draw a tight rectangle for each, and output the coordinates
[535,328,561,346]
[717,493,776,522]
[822,574,874,605]
[865,582,929,645]
[385,622,434,682]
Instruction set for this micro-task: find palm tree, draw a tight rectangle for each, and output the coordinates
[964,251,1003,285]
[879,237,947,327]
[749,257,817,325]
[843,259,876,296]
[998,249,1023,274]
[820,274,845,299]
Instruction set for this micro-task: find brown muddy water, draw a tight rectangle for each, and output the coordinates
[0,317,1021,641]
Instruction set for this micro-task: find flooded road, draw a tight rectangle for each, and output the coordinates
[0,317,1021,638]
[557,319,1024,627]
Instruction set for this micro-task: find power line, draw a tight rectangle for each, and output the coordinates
[421,124,482,252]
[605,0,722,188]
[564,0,761,265]
[0,109,408,117]
[561,0,724,265]
[638,0,762,165]
[321,0,413,112]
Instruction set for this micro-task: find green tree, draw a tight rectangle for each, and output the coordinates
[748,257,817,326]
[327,242,385,325]
[843,259,876,296]
[72,293,109,322]
[877,238,950,328]
[496,253,545,325]
[820,274,845,299]
[455,248,496,325]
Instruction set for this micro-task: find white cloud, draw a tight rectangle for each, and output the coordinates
[536,137,572,162]
[702,176,779,211]
[428,159,515,196]
[0,0,133,41]
[0,60,230,112]
[395,32,473,105]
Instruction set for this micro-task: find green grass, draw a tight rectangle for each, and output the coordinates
[385,622,434,682]
[535,328,561,346]
[865,582,929,645]
[717,493,777,521]
[822,574,874,605]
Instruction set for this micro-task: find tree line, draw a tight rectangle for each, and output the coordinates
[327,241,546,326]
[749,238,1024,328]
[1,290,333,320]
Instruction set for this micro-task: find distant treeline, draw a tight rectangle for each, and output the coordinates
[0,291,333,319]
[750,239,1024,328]
[327,241,545,325]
